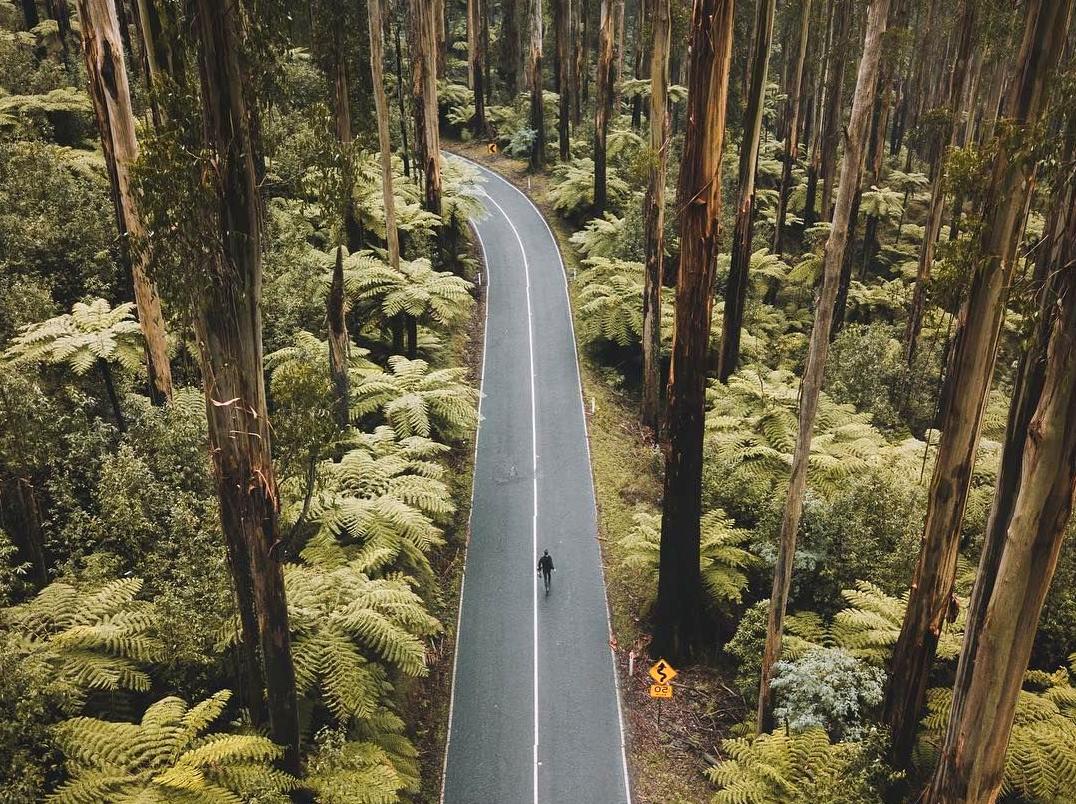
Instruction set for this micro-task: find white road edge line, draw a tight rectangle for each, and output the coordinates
[439,212,492,804]
[455,154,634,804]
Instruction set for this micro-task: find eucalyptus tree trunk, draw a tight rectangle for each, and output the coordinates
[926,208,1076,804]
[434,0,446,77]
[818,0,851,220]
[883,0,1071,770]
[45,0,72,69]
[773,0,811,255]
[468,0,490,137]
[78,0,173,405]
[926,116,1076,803]
[757,0,891,732]
[369,0,401,270]
[409,0,443,227]
[554,0,572,159]
[629,0,645,130]
[191,0,300,774]
[640,0,669,432]
[593,0,619,212]
[393,10,411,177]
[327,247,350,430]
[651,0,735,664]
[526,0,545,170]
[21,0,38,28]
[573,0,586,125]
[803,0,834,227]
[500,0,523,99]
[716,0,776,383]
[904,0,975,366]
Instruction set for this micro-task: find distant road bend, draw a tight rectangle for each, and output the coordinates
[441,154,632,804]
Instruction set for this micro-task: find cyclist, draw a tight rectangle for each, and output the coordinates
[537,550,554,593]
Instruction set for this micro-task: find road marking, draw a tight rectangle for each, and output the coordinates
[439,214,494,804]
[455,155,634,804]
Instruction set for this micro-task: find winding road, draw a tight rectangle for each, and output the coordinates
[441,156,632,804]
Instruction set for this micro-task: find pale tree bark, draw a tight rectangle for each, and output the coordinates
[369,0,401,270]
[883,0,1073,770]
[716,0,776,383]
[818,0,851,220]
[925,201,1076,804]
[904,0,975,366]
[409,0,443,225]
[593,0,619,212]
[434,0,446,77]
[191,0,300,773]
[650,0,735,663]
[527,0,545,170]
[468,0,491,138]
[756,0,891,731]
[78,0,173,404]
[554,0,572,159]
[640,0,669,432]
[773,0,811,255]
[802,0,834,228]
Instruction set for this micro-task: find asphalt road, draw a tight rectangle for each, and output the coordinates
[441,156,632,804]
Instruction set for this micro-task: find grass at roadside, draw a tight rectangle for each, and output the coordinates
[445,141,735,803]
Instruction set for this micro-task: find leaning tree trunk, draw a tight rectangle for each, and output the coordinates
[191,0,301,775]
[593,0,618,212]
[409,0,443,245]
[904,0,975,366]
[554,0,572,159]
[716,0,776,383]
[527,0,545,170]
[757,0,891,732]
[925,205,1076,804]
[468,0,490,138]
[640,0,670,432]
[773,0,811,255]
[882,0,1072,771]
[650,0,735,664]
[78,0,173,405]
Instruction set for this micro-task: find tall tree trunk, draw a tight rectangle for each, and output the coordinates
[370,0,402,270]
[393,11,411,177]
[650,0,735,664]
[593,0,618,212]
[927,118,1076,803]
[640,0,669,432]
[882,0,1071,771]
[554,0,572,159]
[574,0,588,124]
[925,203,1076,804]
[191,0,300,774]
[21,0,38,28]
[818,0,851,221]
[410,0,443,235]
[78,0,173,404]
[629,0,645,129]
[904,0,975,366]
[830,181,863,338]
[716,0,776,383]
[757,0,891,731]
[327,247,350,430]
[434,0,446,77]
[773,0,812,255]
[469,0,490,137]
[527,0,545,170]
[803,0,834,228]
[500,0,522,98]
[45,0,72,69]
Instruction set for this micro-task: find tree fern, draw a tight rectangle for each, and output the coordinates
[4,299,145,376]
[570,213,625,259]
[346,254,474,329]
[49,690,297,803]
[547,158,630,217]
[350,356,478,441]
[860,185,904,222]
[1,578,161,707]
[619,509,755,614]
[306,728,408,804]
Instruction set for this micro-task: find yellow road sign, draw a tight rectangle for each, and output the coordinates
[649,683,673,699]
[487,142,498,154]
[649,659,678,684]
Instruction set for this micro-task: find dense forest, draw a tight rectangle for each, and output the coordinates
[0,0,1074,802]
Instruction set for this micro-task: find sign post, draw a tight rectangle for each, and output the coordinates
[648,659,678,730]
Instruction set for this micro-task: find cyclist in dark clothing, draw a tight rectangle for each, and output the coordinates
[537,550,554,593]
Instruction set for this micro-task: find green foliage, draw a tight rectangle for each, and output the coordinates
[306,727,409,803]
[49,690,298,803]
[1,578,161,705]
[577,257,645,346]
[350,356,478,441]
[286,561,439,720]
[770,647,885,741]
[725,601,830,700]
[346,253,474,329]
[4,299,144,376]
[859,186,904,222]
[918,664,1076,802]
[709,728,884,804]
[547,158,630,217]
[619,509,755,615]
[570,213,625,259]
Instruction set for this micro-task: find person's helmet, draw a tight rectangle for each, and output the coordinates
[543,549,549,555]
